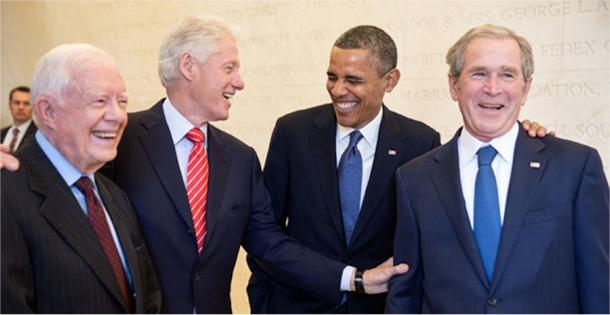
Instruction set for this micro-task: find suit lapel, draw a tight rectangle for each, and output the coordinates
[430,131,490,288]
[137,102,194,232]
[490,129,547,288]
[309,106,346,243]
[24,123,37,138]
[201,124,231,255]
[350,107,404,247]
[22,141,126,310]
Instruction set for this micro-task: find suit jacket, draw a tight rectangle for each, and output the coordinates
[1,139,161,314]
[1,121,37,152]
[386,127,610,313]
[247,104,440,313]
[101,99,346,314]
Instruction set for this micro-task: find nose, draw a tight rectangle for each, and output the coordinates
[483,75,502,96]
[105,98,127,124]
[330,79,348,98]
[233,71,245,91]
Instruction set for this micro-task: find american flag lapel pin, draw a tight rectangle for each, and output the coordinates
[388,149,397,156]
[530,161,541,169]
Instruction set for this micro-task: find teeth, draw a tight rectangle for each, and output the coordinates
[223,93,233,99]
[480,104,502,109]
[93,131,117,139]
[337,102,357,110]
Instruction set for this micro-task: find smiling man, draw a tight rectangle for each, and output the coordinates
[1,44,161,314]
[386,24,609,313]
[246,25,441,314]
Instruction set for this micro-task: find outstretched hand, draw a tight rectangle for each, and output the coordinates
[356,257,409,294]
[0,144,20,171]
[522,119,556,138]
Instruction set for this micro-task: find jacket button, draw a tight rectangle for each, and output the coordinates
[194,273,200,281]
[343,256,351,263]
[488,297,498,306]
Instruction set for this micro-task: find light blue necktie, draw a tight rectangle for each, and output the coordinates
[339,130,363,244]
[474,145,501,283]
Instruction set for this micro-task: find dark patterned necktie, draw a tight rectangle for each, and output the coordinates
[74,176,133,312]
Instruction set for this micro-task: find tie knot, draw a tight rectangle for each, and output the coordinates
[74,176,94,195]
[186,128,205,144]
[348,130,363,149]
[477,145,497,166]
[12,128,19,136]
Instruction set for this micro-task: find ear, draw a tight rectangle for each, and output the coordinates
[35,96,57,130]
[179,51,196,81]
[448,73,459,101]
[384,68,401,93]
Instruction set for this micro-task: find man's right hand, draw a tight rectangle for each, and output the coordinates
[0,144,20,171]
[352,257,409,294]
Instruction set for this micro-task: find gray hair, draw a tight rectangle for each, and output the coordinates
[30,43,116,104]
[333,25,397,76]
[446,24,534,81]
[158,14,239,88]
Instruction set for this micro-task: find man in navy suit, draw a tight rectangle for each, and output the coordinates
[1,86,37,152]
[246,25,440,314]
[101,15,407,314]
[386,24,609,313]
[1,44,161,313]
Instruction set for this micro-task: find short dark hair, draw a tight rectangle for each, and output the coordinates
[9,86,30,102]
[333,25,397,76]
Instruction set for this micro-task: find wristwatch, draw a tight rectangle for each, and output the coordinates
[354,269,365,294]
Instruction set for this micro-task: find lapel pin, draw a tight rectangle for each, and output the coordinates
[530,161,541,169]
[388,149,397,156]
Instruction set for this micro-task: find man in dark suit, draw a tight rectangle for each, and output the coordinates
[1,86,37,152]
[1,44,161,313]
[386,24,609,313]
[247,25,550,315]
[246,25,439,314]
[101,15,407,314]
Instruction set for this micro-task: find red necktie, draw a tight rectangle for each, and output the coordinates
[74,177,133,312]
[9,128,19,152]
[185,128,209,255]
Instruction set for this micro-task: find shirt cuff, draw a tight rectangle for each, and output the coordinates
[340,265,356,291]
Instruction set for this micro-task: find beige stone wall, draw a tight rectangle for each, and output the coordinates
[2,1,608,313]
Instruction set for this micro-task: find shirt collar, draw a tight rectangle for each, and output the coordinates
[336,106,383,147]
[459,122,519,168]
[35,131,90,187]
[162,98,208,144]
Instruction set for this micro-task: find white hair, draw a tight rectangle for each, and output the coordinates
[158,14,240,88]
[30,43,116,104]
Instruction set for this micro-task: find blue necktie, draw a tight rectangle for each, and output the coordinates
[474,145,501,283]
[339,131,363,244]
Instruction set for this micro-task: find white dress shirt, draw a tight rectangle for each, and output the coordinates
[458,123,519,228]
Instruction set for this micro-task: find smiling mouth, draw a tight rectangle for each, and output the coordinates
[223,93,233,100]
[336,101,358,110]
[92,131,117,140]
[479,103,503,110]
